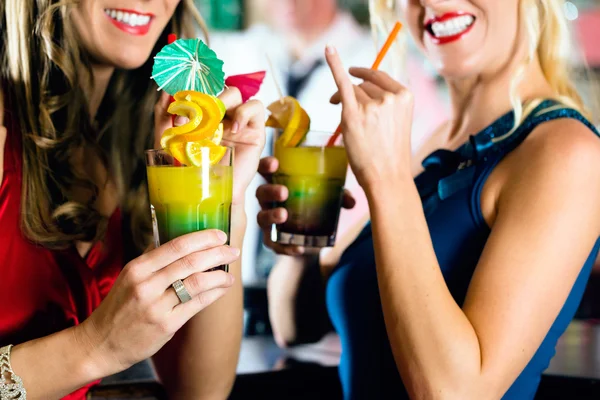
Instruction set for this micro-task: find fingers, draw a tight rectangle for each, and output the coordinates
[153,91,172,147]
[330,83,380,105]
[165,270,235,309]
[258,157,279,182]
[134,229,228,274]
[265,240,306,256]
[353,85,372,105]
[173,286,231,322]
[256,184,288,209]
[358,81,386,100]
[229,99,265,134]
[342,189,356,209]
[349,68,403,93]
[219,86,243,110]
[325,45,358,112]
[153,244,240,288]
[154,91,172,121]
[257,208,288,229]
[174,115,189,127]
[256,210,305,256]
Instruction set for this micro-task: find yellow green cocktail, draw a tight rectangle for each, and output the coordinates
[146,148,233,271]
[273,130,348,247]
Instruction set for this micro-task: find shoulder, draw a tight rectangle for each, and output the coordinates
[512,116,600,175]
[499,116,600,213]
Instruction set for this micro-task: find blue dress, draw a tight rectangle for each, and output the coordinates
[326,101,600,399]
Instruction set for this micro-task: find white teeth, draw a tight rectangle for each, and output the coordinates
[430,15,474,38]
[104,9,151,27]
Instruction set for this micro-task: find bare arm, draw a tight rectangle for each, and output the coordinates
[267,212,369,347]
[324,49,600,399]
[152,207,245,399]
[368,123,600,399]
[6,231,238,400]
[8,326,114,399]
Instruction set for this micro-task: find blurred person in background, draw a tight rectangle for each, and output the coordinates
[258,0,600,398]
[211,0,446,288]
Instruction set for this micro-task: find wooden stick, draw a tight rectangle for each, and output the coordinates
[266,53,285,104]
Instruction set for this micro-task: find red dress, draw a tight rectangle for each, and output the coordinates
[0,104,124,398]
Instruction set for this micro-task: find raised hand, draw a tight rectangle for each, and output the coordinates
[325,46,414,189]
[219,87,266,207]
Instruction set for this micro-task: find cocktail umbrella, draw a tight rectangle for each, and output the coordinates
[225,71,266,102]
[151,38,225,96]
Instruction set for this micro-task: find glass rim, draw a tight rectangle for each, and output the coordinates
[145,145,234,155]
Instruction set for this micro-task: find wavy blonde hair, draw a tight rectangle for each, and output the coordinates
[0,0,207,256]
[369,0,597,136]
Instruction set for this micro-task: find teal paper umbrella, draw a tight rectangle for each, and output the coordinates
[151,38,225,96]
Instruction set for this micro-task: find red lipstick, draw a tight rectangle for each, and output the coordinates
[424,11,475,45]
[105,9,154,36]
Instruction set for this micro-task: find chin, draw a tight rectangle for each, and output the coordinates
[429,53,487,81]
[110,48,154,70]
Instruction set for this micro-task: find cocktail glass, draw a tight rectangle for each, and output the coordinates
[272,130,348,248]
[146,145,233,272]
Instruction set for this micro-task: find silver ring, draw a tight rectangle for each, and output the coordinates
[172,279,192,304]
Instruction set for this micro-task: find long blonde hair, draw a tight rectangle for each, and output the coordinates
[0,0,207,256]
[369,0,597,133]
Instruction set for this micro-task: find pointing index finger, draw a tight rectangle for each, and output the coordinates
[325,45,358,112]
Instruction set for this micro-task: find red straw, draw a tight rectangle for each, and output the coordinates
[167,33,177,103]
[326,22,403,147]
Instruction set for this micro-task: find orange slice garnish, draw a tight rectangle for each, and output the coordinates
[266,96,310,147]
[159,100,204,148]
[163,92,222,146]
[185,140,227,166]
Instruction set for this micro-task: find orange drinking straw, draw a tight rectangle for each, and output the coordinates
[326,21,403,147]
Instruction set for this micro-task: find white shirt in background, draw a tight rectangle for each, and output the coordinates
[210,12,448,284]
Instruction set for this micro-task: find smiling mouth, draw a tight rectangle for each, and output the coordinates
[104,8,154,34]
[425,12,475,44]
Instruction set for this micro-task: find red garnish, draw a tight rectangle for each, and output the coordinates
[225,71,266,103]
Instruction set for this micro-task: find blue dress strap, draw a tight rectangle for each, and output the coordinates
[470,101,599,227]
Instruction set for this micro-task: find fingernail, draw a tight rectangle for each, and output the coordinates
[295,247,305,255]
[326,44,336,55]
[231,121,240,134]
[216,230,227,241]
[230,247,241,257]
[227,274,235,285]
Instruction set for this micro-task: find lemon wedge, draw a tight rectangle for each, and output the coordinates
[266,97,310,147]
[185,140,227,166]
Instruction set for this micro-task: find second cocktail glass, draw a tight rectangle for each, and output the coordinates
[272,130,348,248]
[146,145,233,272]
